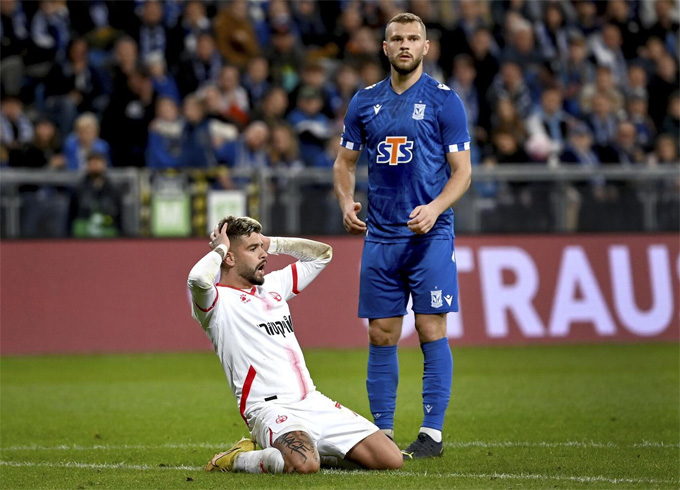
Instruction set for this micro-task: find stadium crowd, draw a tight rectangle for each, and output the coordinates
[1,0,678,236]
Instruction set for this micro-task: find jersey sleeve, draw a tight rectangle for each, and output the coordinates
[340,92,364,151]
[187,250,222,328]
[439,92,471,154]
[263,258,330,301]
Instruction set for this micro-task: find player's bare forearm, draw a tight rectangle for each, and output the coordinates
[333,147,367,234]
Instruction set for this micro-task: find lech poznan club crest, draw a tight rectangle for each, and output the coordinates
[430,289,442,308]
[412,103,426,120]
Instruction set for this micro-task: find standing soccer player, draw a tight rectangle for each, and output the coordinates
[333,13,472,459]
[188,216,402,473]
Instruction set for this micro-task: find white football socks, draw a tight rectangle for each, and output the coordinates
[233,448,285,473]
[380,428,395,440]
[420,427,442,443]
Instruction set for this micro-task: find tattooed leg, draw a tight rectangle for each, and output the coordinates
[273,430,321,474]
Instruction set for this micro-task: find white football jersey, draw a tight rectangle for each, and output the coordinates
[191,260,321,430]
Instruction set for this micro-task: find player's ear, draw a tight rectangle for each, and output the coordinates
[382,40,387,56]
[225,251,236,267]
[423,39,430,56]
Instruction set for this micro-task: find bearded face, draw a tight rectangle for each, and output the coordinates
[383,21,429,76]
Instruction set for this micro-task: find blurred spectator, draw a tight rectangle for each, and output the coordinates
[625,64,649,101]
[526,87,577,158]
[534,3,569,66]
[589,23,628,83]
[176,32,222,98]
[268,122,303,172]
[146,96,184,169]
[450,0,484,59]
[292,0,332,54]
[422,33,445,83]
[265,23,304,92]
[286,85,332,167]
[332,3,363,60]
[215,120,270,188]
[43,37,109,138]
[501,17,547,102]
[604,0,644,60]
[242,56,271,111]
[178,94,215,168]
[102,70,155,167]
[0,96,34,151]
[596,121,646,164]
[289,61,334,118]
[490,97,528,148]
[129,0,171,65]
[329,63,360,124]
[145,51,181,104]
[170,0,212,59]
[12,118,64,169]
[488,60,533,120]
[213,0,259,70]
[27,0,71,71]
[468,26,499,129]
[449,54,482,147]
[109,37,140,99]
[586,93,621,149]
[579,65,624,115]
[69,151,122,237]
[648,52,678,130]
[650,133,680,231]
[344,24,383,70]
[626,94,656,151]
[560,31,595,117]
[64,112,110,171]
[357,60,385,89]
[646,0,679,58]
[659,91,680,141]
[251,86,290,127]
[572,0,602,38]
[0,0,29,97]
[215,65,250,127]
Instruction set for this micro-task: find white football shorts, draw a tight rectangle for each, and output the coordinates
[250,390,379,458]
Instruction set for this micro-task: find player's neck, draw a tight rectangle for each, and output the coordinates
[390,66,423,94]
[221,271,255,290]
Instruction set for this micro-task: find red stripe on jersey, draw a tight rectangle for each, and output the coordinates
[286,347,308,399]
[291,263,299,294]
[240,365,257,428]
[269,428,273,446]
[194,286,219,312]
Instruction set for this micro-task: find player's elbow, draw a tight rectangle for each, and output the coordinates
[321,245,333,262]
[187,270,212,292]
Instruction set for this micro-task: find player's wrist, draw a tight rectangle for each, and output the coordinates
[213,244,228,261]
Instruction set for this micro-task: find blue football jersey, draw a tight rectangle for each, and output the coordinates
[341,73,470,242]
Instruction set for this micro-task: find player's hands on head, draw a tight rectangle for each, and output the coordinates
[260,234,270,252]
[209,221,230,251]
[342,201,367,235]
[408,204,438,234]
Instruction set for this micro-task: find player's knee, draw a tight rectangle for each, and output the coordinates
[382,447,403,470]
[368,326,400,345]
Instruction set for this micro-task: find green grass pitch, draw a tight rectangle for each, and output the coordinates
[1,343,678,489]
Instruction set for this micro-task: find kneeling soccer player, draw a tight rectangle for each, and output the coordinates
[188,216,402,473]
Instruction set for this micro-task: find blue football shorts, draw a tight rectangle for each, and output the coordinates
[358,237,459,319]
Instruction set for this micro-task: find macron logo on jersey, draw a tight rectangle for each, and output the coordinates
[377,136,414,165]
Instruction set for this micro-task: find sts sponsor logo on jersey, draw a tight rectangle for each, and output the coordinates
[376,136,414,165]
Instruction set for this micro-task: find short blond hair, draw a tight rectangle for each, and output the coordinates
[385,12,427,39]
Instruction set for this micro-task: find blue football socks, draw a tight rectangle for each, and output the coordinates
[366,344,399,430]
[421,338,453,431]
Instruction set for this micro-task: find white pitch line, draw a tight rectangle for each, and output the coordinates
[0,461,203,471]
[1,461,677,485]
[2,440,678,452]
